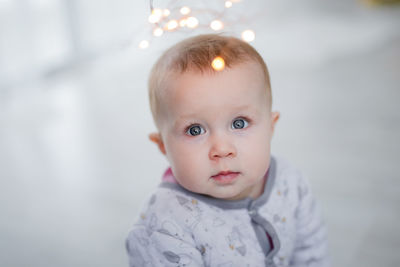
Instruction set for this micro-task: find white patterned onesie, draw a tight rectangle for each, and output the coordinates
[126,156,329,267]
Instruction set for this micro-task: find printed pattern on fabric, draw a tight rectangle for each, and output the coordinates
[126,156,329,267]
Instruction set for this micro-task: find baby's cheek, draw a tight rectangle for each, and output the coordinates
[246,135,270,155]
[171,151,203,177]
[247,140,271,170]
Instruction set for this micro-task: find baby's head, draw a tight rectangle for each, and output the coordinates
[148,34,279,200]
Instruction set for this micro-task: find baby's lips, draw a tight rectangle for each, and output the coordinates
[212,170,237,177]
[210,171,240,183]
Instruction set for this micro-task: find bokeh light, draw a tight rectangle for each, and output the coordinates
[211,56,225,71]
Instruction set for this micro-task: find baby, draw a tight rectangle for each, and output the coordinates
[126,34,329,266]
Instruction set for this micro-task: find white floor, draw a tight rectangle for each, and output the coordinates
[1,1,400,266]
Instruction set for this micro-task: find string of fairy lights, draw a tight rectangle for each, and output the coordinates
[138,0,256,49]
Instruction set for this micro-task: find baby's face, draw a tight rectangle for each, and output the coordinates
[157,62,278,200]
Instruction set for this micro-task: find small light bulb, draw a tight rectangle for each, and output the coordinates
[148,14,158,23]
[210,20,224,31]
[139,40,149,49]
[186,17,199,28]
[163,9,170,17]
[225,1,233,8]
[211,57,225,71]
[180,6,191,15]
[166,19,178,31]
[152,8,162,17]
[153,27,164,37]
[148,8,163,23]
[241,30,255,42]
[179,18,187,27]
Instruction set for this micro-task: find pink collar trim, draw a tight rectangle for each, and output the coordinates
[162,167,178,183]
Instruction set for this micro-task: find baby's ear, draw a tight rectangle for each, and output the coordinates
[271,111,280,133]
[149,132,166,155]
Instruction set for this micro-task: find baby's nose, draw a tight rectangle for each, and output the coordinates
[208,134,236,160]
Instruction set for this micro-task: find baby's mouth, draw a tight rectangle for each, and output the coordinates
[211,171,240,183]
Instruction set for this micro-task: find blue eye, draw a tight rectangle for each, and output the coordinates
[232,118,248,129]
[186,125,205,136]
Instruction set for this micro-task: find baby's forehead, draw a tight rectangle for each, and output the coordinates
[165,61,266,88]
[152,63,271,128]
[159,63,269,104]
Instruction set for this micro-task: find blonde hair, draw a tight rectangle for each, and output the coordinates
[148,34,272,128]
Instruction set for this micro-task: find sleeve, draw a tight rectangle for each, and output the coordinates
[289,175,330,267]
[126,225,204,267]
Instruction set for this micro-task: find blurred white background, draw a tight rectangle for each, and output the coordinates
[1,0,399,266]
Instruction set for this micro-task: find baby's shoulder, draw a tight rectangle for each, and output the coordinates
[133,185,212,232]
[126,187,206,260]
[271,156,314,203]
[273,156,308,185]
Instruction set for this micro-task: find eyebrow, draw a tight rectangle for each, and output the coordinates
[232,104,261,114]
[172,104,262,128]
[172,115,197,129]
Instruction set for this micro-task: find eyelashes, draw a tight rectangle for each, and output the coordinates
[184,116,252,136]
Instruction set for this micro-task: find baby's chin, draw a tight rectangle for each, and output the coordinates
[177,179,254,201]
